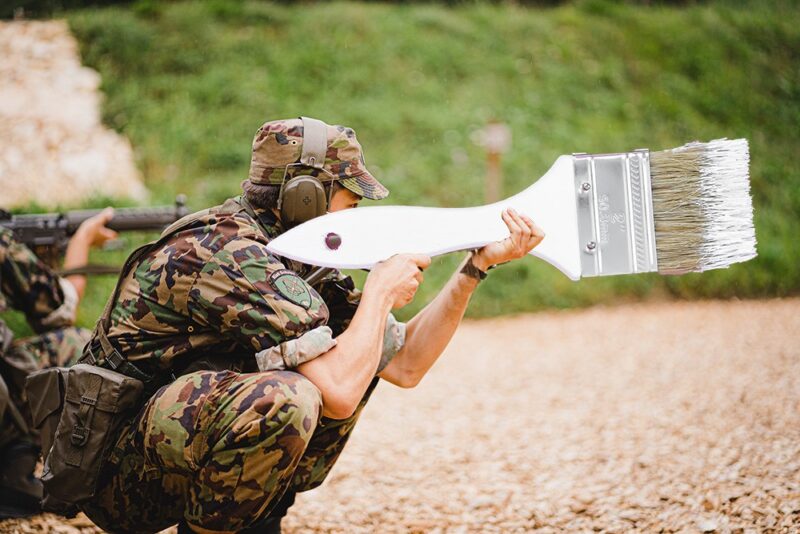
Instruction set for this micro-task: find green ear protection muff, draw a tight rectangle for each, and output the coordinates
[277,117,336,228]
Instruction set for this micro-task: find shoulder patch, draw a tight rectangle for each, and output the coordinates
[269,269,313,309]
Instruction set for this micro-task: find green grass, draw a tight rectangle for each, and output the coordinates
[7,0,797,328]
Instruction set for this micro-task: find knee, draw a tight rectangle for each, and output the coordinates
[236,373,322,468]
[277,373,322,438]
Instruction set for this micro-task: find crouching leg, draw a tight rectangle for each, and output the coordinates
[81,369,322,533]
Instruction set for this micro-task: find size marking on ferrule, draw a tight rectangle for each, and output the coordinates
[573,151,658,277]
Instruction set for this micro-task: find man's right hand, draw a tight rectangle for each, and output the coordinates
[298,253,430,419]
[365,254,431,309]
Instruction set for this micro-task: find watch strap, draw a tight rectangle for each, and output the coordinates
[460,254,488,281]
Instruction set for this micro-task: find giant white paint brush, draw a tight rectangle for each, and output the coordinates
[266,139,756,280]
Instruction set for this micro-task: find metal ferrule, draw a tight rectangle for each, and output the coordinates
[573,150,658,277]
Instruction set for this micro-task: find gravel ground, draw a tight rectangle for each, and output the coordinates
[2,298,799,533]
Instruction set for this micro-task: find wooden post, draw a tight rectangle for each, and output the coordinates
[479,120,511,203]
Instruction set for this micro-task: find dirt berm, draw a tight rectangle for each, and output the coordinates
[0,20,145,208]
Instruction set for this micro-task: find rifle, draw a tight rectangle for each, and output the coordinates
[0,195,189,274]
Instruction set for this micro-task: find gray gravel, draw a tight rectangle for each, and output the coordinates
[3,298,799,533]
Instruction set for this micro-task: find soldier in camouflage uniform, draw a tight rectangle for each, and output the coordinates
[78,118,544,534]
[0,210,116,518]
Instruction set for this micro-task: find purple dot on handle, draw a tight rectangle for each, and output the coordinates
[325,232,342,250]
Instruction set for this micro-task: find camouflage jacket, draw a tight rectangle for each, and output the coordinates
[95,197,404,376]
[0,227,78,334]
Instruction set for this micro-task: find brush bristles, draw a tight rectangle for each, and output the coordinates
[650,138,756,274]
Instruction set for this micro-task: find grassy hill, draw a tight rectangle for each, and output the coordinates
[10,0,797,329]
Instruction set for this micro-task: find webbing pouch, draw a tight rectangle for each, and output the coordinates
[25,367,69,459]
[41,364,143,505]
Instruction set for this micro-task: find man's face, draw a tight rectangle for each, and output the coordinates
[328,186,362,212]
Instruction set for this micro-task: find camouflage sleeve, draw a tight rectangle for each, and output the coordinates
[253,313,403,374]
[0,227,77,331]
[377,313,406,374]
[255,325,337,371]
[188,240,329,356]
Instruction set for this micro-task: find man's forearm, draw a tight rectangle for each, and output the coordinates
[380,257,479,387]
[381,208,543,387]
[297,290,393,419]
[62,228,93,301]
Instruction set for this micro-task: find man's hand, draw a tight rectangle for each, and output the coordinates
[472,207,544,272]
[364,253,431,309]
[378,209,541,388]
[73,207,118,248]
[63,207,118,302]
[298,252,431,419]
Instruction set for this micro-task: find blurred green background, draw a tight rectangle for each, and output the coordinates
[2,0,798,330]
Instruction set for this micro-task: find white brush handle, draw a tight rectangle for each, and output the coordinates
[267,156,582,280]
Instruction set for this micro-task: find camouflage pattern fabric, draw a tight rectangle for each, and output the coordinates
[81,370,380,533]
[98,198,330,374]
[0,227,77,332]
[3,327,89,391]
[79,198,404,529]
[255,325,337,371]
[248,118,390,201]
[255,293,402,373]
[290,377,380,492]
[96,198,402,376]
[254,207,404,374]
[0,327,90,447]
[0,227,89,446]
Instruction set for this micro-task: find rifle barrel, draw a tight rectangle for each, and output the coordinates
[65,205,189,233]
[0,196,189,250]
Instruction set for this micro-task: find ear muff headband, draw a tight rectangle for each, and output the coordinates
[278,117,334,227]
[299,116,328,169]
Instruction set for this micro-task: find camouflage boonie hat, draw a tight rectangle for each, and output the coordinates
[248,118,389,201]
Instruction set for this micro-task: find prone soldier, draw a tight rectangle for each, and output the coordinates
[68,117,544,533]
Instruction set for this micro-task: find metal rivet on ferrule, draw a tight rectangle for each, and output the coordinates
[325,232,342,250]
[585,241,597,253]
[580,182,591,193]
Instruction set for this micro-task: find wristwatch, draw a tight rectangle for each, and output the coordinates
[460,253,488,281]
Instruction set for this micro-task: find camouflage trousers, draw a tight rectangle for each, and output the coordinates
[0,327,90,447]
[81,370,380,533]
